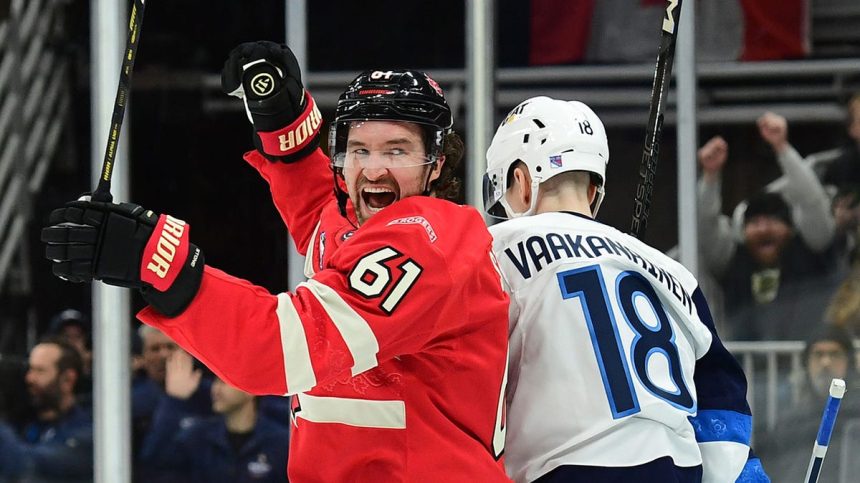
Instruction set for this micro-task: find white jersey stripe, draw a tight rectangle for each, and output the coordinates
[275,293,317,394]
[299,279,380,375]
[296,393,406,429]
[303,221,322,278]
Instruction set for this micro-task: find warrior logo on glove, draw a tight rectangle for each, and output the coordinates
[41,200,204,317]
[142,214,190,291]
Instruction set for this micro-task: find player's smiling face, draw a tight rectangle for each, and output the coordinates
[343,121,443,225]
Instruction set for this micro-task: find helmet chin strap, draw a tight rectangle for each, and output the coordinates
[591,185,606,217]
[502,179,604,219]
[421,157,442,196]
[332,168,359,229]
[501,178,541,218]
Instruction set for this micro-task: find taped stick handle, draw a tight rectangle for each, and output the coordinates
[92,0,147,203]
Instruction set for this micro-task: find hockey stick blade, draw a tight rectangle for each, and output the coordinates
[91,0,147,203]
[630,0,682,239]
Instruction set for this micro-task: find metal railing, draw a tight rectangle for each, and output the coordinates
[725,341,807,435]
[188,57,860,129]
[0,0,70,294]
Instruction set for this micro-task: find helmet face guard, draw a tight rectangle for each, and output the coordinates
[329,118,445,171]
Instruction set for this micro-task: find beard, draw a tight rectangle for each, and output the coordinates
[28,379,63,414]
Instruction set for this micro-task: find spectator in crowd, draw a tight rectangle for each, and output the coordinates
[47,308,92,403]
[699,113,835,275]
[758,325,860,483]
[697,112,838,340]
[132,326,212,481]
[744,97,860,268]
[140,349,289,483]
[818,93,860,192]
[0,337,93,481]
[720,191,835,339]
[829,185,860,269]
[133,326,212,427]
[0,353,28,427]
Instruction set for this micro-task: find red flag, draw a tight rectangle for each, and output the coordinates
[739,0,808,60]
[529,0,596,65]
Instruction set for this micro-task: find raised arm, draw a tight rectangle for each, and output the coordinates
[696,136,737,277]
[221,41,333,253]
[758,112,835,251]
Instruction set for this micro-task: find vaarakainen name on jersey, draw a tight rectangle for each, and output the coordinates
[503,232,693,315]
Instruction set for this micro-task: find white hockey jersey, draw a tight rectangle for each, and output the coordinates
[491,212,754,483]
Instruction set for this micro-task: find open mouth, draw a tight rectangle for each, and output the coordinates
[755,238,779,251]
[361,186,398,213]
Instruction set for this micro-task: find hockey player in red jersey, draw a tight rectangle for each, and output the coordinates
[41,41,510,482]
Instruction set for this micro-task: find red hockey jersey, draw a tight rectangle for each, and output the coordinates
[138,149,511,482]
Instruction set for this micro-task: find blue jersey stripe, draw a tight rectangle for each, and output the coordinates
[689,409,751,444]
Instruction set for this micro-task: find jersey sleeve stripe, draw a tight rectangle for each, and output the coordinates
[303,221,322,278]
[296,393,406,429]
[275,293,317,395]
[298,279,380,375]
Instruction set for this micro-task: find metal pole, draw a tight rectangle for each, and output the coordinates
[90,0,131,481]
[466,0,495,211]
[286,0,307,290]
[676,0,698,276]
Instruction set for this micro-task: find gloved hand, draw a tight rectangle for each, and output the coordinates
[41,199,205,316]
[222,40,322,162]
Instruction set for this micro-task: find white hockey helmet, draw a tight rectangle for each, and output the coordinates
[483,96,609,219]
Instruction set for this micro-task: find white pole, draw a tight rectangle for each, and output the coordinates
[90,0,131,481]
[466,0,495,212]
[676,0,698,276]
[286,0,308,290]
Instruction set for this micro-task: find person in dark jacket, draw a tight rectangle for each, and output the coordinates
[132,326,213,482]
[0,337,93,482]
[720,191,837,340]
[758,325,860,483]
[140,350,289,482]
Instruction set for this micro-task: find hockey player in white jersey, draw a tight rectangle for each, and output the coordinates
[484,97,769,483]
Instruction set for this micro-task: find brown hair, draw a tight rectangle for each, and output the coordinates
[38,336,83,390]
[430,132,464,201]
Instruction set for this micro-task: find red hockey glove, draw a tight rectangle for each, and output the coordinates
[221,40,322,162]
[41,199,204,317]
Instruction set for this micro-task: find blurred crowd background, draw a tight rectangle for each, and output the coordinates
[1,0,860,481]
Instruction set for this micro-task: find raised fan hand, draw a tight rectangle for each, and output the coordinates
[165,349,203,400]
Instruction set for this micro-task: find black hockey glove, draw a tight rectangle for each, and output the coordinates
[41,199,205,317]
[221,40,322,162]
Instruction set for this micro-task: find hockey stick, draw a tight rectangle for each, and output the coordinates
[804,378,846,483]
[629,0,683,239]
[91,0,147,203]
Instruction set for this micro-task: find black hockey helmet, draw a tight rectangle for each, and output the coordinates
[329,69,454,218]
[329,70,453,164]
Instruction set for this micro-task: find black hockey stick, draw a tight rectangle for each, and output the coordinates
[629,0,683,239]
[91,0,147,203]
